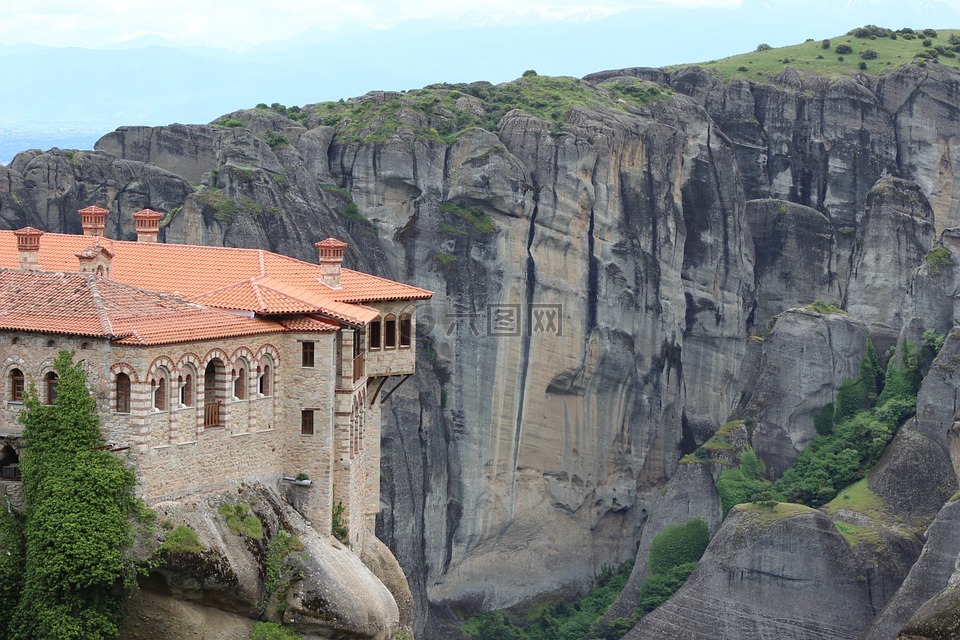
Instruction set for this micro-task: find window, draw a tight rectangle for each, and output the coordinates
[385,315,397,348]
[259,365,271,396]
[9,369,24,402]
[44,372,58,404]
[154,377,166,411]
[45,339,55,348]
[301,409,314,435]
[234,368,246,399]
[399,314,412,347]
[302,342,315,367]
[181,374,194,407]
[369,319,382,350]
[116,373,131,413]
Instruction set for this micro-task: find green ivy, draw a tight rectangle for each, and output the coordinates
[0,498,25,639]
[10,352,151,640]
[250,621,302,640]
[332,500,348,544]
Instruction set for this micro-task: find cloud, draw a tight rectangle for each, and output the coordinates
[3,0,743,49]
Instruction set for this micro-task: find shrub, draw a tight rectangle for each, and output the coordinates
[522,69,538,77]
[332,499,348,544]
[250,621,302,640]
[756,43,772,51]
[648,519,709,575]
[859,62,868,70]
[214,118,245,128]
[922,328,946,355]
[737,66,748,72]
[836,44,853,54]
[923,29,938,38]
[838,56,845,62]
[926,247,955,273]
[813,403,835,436]
[160,525,205,554]
[262,131,289,149]
[717,468,773,515]
[923,38,933,47]
[637,562,696,615]
[218,502,263,540]
[822,39,831,49]
[860,50,878,60]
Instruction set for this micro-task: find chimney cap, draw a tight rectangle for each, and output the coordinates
[133,208,163,221]
[13,226,44,238]
[78,205,109,216]
[316,237,348,250]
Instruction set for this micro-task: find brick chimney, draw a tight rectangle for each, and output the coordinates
[78,205,109,236]
[13,227,43,270]
[316,238,347,289]
[76,239,114,278]
[132,208,163,243]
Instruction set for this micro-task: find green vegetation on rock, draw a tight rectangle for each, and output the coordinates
[314,73,673,144]
[159,525,205,554]
[926,246,956,273]
[460,561,635,640]
[218,502,263,540]
[681,26,960,82]
[250,621,302,640]
[10,352,152,640]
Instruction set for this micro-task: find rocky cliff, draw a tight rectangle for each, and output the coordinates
[4,53,960,639]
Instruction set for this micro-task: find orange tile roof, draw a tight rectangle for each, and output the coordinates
[277,316,340,332]
[0,232,433,316]
[0,269,285,346]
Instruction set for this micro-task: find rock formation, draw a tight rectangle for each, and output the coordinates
[3,56,960,638]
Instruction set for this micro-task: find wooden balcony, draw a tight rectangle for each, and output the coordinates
[204,401,222,427]
[353,352,365,382]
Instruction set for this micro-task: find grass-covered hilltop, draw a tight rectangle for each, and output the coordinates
[687,25,960,78]
[216,24,960,146]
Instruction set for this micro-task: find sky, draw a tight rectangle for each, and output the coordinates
[2,0,960,162]
[0,0,920,51]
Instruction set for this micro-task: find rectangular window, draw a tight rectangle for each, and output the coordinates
[301,409,314,435]
[385,318,397,348]
[399,316,412,347]
[302,341,315,367]
[370,320,382,350]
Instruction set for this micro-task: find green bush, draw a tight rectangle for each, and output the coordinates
[926,247,955,273]
[813,403,835,436]
[250,621,302,640]
[332,500,348,544]
[822,39,831,49]
[717,468,773,515]
[0,499,24,639]
[648,520,709,575]
[835,44,853,54]
[215,118,246,128]
[923,38,933,47]
[218,503,263,540]
[756,43,772,51]
[160,525,205,554]
[637,562,696,615]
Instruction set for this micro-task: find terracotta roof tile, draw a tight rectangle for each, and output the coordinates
[277,316,340,332]
[0,232,433,313]
[0,269,285,346]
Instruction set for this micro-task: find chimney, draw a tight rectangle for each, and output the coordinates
[133,208,163,243]
[14,227,43,270]
[316,237,347,289]
[76,239,114,278]
[78,205,109,236]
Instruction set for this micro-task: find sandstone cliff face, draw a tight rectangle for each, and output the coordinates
[3,61,960,637]
[125,483,407,640]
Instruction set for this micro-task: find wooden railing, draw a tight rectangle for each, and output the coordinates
[353,352,365,382]
[204,401,222,427]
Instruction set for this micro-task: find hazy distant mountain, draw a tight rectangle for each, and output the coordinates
[1,0,958,163]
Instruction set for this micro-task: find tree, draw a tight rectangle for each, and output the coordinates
[11,352,150,640]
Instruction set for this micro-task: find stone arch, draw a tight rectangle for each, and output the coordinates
[4,356,27,403]
[146,355,177,382]
[0,443,19,480]
[110,361,141,384]
[254,343,281,366]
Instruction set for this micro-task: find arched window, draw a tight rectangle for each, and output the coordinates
[399,314,412,348]
[384,314,397,348]
[44,372,58,405]
[181,373,194,407]
[9,369,24,402]
[234,367,246,399]
[258,365,272,396]
[154,377,167,411]
[369,318,382,350]
[115,373,131,413]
